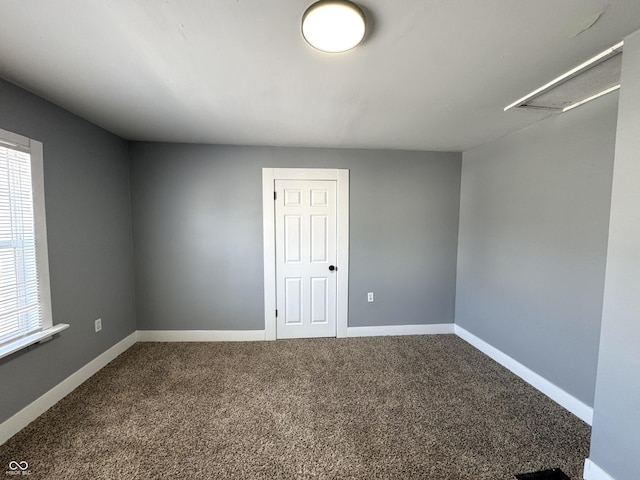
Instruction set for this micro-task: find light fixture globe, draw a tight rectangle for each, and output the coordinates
[302,0,366,53]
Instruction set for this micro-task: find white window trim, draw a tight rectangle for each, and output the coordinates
[0,127,68,360]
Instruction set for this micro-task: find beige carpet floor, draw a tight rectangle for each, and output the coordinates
[0,335,590,479]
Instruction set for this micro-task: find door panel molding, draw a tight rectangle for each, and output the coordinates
[275,179,336,338]
[263,168,349,340]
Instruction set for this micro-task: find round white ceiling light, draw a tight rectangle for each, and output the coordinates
[302,1,366,53]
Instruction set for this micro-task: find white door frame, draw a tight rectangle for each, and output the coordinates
[263,168,349,340]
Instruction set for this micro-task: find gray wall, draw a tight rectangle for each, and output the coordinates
[0,79,136,423]
[589,30,640,480]
[456,92,618,406]
[129,144,461,330]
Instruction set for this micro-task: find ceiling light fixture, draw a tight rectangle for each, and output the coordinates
[504,41,624,112]
[302,0,366,53]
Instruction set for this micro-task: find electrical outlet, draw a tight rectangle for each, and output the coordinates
[367,292,374,302]
[95,318,102,333]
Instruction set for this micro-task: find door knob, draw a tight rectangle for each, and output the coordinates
[329,265,336,271]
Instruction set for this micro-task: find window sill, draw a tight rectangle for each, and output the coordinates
[0,324,70,360]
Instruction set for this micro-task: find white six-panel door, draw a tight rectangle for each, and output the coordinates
[275,180,337,338]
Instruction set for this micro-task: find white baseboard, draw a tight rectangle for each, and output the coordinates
[0,324,596,449]
[454,325,593,425]
[584,459,615,480]
[0,331,138,446]
[137,330,266,342]
[347,323,455,337]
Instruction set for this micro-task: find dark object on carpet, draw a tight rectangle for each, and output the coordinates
[515,467,571,479]
[0,335,590,479]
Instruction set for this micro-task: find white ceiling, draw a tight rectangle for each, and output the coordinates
[1,1,639,152]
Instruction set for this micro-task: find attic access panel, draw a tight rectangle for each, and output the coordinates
[506,42,623,113]
[522,53,621,110]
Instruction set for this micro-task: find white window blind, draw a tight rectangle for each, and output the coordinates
[0,144,43,346]
[0,129,67,360]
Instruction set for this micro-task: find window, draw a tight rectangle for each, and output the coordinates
[0,128,67,360]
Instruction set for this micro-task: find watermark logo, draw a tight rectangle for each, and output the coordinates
[5,461,30,476]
